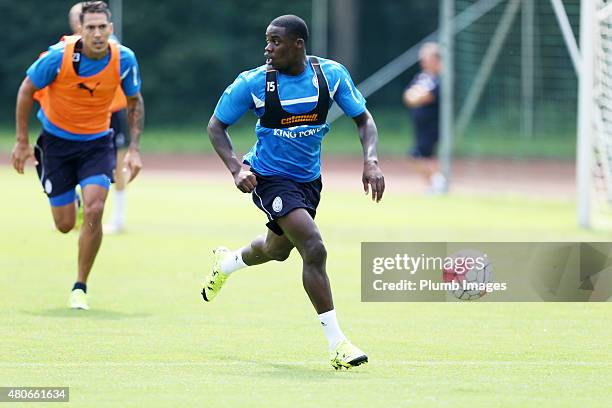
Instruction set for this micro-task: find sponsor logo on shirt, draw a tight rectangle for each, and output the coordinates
[272,127,325,139]
[280,113,319,126]
[77,81,101,97]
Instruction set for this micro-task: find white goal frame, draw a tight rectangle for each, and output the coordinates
[321,0,593,228]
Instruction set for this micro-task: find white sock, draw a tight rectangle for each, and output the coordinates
[220,249,247,275]
[318,309,347,350]
[430,172,446,189]
[112,189,127,226]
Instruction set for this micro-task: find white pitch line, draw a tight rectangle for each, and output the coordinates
[0,361,610,368]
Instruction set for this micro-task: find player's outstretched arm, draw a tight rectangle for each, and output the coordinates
[353,109,385,202]
[124,92,144,182]
[12,77,39,174]
[207,115,256,193]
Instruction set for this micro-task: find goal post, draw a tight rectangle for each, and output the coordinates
[577,0,595,228]
[584,0,612,229]
[327,0,608,229]
[439,0,454,191]
[451,0,608,229]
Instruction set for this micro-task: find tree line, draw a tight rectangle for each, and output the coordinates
[0,1,438,125]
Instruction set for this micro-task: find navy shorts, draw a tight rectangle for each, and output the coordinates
[110,108,130,151]
[251,173,323,235]
[34,130,115,206]
[410,130,439,158]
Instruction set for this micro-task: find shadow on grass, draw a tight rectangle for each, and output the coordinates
[20,308,152,320]
[213,356,369,381]
[265,362,369,380]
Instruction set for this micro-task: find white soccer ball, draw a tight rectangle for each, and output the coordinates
[442,249,493,300]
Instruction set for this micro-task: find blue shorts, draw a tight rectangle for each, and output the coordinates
[34,130,114,206]
[251,173,322,235]
[110,108,130,151]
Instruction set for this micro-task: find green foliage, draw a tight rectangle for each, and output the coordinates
[0,0,438,124]
[0,0,579,151]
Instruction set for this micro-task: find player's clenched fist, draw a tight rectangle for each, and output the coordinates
[234,170,257,193]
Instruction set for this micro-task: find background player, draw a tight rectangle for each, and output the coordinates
[33,2,133,233]
[11,1,144,310]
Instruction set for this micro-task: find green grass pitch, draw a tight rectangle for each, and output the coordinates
[1,166,611,407]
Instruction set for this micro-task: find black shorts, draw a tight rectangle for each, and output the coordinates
[251,173,323,235]
[34,130,115,205]
[410,130,439,158]
[110,108,130,151]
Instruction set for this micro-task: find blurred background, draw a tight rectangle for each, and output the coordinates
[0,0,581,159]
[7,1,612,229]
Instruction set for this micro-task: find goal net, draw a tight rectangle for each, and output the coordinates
[592,0,612,223]
[452,0,612,228]
[453,0,579,148]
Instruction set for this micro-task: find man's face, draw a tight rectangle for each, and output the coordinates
[264,25,300,71]
[81,12,113,55]
[420,51,440,74]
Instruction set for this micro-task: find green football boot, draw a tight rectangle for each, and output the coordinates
[201,246,231,302]
[330,340,368,370]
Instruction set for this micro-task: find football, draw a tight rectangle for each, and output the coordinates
[442,249,493,300]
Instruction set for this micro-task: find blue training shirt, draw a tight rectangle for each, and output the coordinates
[27,40,141,141]
[214,56,366,182]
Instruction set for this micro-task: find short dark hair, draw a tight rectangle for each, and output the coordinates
[80,1,111,23]
[270,15,309,43]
